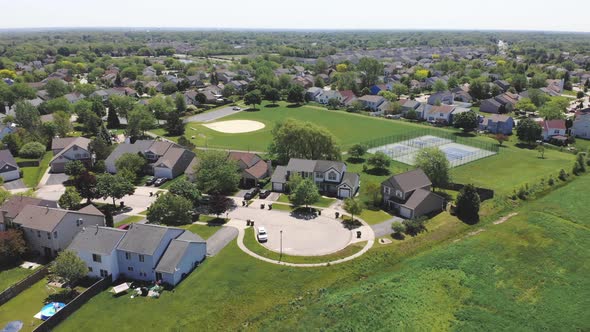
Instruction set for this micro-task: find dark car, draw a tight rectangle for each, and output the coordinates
[259,189,270,199]
[154,178,167,187]
[145,177,156,186]
[244,187,260,200]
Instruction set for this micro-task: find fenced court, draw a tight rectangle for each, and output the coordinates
[365,131,498,167]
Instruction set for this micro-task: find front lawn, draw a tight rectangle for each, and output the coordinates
[113,215,144,228]
[276,193,336,208]
[358,209,392,225]
[180,223,222,240]
[0,264,36,292]
[158,174,187,189]
[20,151,52,188]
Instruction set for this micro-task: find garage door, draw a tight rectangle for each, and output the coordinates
[399,207,413,219]
[272,183,284,192]
[51,162,66,173]
[338,188,351,198]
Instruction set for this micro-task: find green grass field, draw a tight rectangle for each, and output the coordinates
[151,101,431,151]
[20,151,52,188]
[276,193,336,208]
[0,265,36,292]
[180,223,222,240]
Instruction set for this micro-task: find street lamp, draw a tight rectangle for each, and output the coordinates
[280,230,283,262]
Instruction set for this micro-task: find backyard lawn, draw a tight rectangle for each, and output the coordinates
[20,151,52,188]
[180,223,222,240]
[113,215,145,228]
[0,264,36,292]
[151,101,434,151]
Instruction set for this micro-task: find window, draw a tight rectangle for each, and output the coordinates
[76,219,83,226]
[328,171,337,181]
[74,153,81,159]
[396,190,403,198]
[439,113,444,116]
[554,129,560,134]
[384,187,391,195]
[100,269,108,278]
[88,266,93,272]
[139,255,145,262]
[125,252,131,260]
[92,254,102,263]
[83,153,89,158]
[315,172,323,179]
[37,230,41,238]
[73,146,78,150]
[47,232,51,240]
[53,231,58,239]
[127,266,134,272]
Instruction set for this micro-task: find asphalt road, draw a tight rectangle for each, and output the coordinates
[206,226,239,256]
[371,217,403,238]
[183,106,241,123]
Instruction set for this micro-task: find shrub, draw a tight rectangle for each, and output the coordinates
[18,142,46,159]
[558,169,568,181]
[402,216,427,236]
[548,177,555,186]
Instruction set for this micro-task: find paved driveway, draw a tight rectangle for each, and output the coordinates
[3,179,26,190]
[227,206,352,256]
[371,217,404,238]
[35,184,66,201]
[45,173,70,185]
[206,227,238,256]
[183,106,241,123]
[94,186,160,214]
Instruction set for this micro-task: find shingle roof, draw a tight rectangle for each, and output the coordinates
[314,160,346,174]
[105,140,153,166]
[0,196,57,222]
[403,188,443,210]
[117,223,182,256]
[244,159,270,179]
[0,149,18,170]
[77,204,104,216]
[270,165,287,184]
[154,240,190,274]
[68,226,126,255]
[50,137,91,164]
[286,159,317,173]
[340,172,360,189]
[12,206,68,232]
[382,169,432,193]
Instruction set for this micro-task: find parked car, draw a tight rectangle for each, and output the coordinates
[257,226,268,242]
[154,178,167,187]
[232,106,241,111]
[145,177,156,186]
[244,187,260,200]
[259,189,270,199]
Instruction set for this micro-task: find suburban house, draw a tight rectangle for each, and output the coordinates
[105,140,195,179]
[479,114,514,135]
[572,109,590,139]
[305,87,323,101]
[0,196,58,231]
[425,105,455,124]
[427,91,454,105]
[12,205,105,258]
[49,137,93,173]
[0,149,21,182]
[480,92,519,114]
[494,80,511,92]
[381,169,445,219]
[63,92,86,104]
[184,156,199,182]
[358,95,386,111]
[68,226,127,279]
[228,152,272,188]
[271,159,360,198]
[113,223,206,286]
[339,90,358,105]
[400,99,420,115]
[540,119,567,141]
[316,90,343,104]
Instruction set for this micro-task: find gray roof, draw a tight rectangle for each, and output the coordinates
[12,206,68,232]
[0,196,57,222]
[0,149,18,170]
[382,169,432,193]
[271,165,287,184]
[177,230,205,243]
[105,140,153,166]
[314,160,345,174]
[68,226,126,255]
[286,158,317,173]
[154,239,190,274]
[340,172,360,189]
[117,223,182,256]
[403,188,444,210]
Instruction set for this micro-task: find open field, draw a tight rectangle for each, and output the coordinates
[152,101,432,151]
[57,174,590,331]
[0,265,36,292]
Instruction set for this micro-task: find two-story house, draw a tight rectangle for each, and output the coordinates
[572,109,590,139]
[68,226,126,279]
[479,114,514,135]
[357,95,386,111]
[381,169,445,219]
[49,137,93,173]
[317,90,344,105]
[270,159,360,198]
[12,204,105,258]
[425,105,455,124]
[540,119,567,141]
[0,196,58,231]
[105,140,195,179]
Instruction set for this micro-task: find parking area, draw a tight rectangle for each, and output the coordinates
[228,206,352,256]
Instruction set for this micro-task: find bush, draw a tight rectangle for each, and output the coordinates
[558,169,568,181]
[402,217,427,236]
[18,142,46,158]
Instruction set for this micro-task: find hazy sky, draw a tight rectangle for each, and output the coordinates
[2,0,590,32]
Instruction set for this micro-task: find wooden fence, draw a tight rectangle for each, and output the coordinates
[0,266,49,306]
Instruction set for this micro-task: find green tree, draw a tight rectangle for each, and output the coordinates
[287,85,305,104]
[77,110,102,135]
[2,133,23,156]
[161,81,178,95]
[515,98,537,113]
[391,222,406,238]
[194,150,240,195]
[49,250,87,287]
[14,101,41,130]
[53,111,72,137]
[414,147,451,190]
[65,160,86,177]
[89,136,112,161]
[147,193,193,225]
[209,194,234,217]
[74,171,99,203]
[348,144,367,160]
[115,153,146,180]
[244,90,262,109]
[126,106,156,137]
[58,187,82,210]
[343,198,363,222]
[364,181,382,208]
[289,178,320,210]
[19,142,45,159]
[0,229,26,265]
[402,217,427,236]
[357,57,382,88]
[106,106,120,128]
[537,145,546,159]
[45,79,69,99]
[166,110,185,136]
[455,184,480,224]
[269,119,341,164]
[265,87,281,104]
[432,80,448,92]
[453,111,478,132]
[367,152,391,171]
[175,93,187,113]
[169,178,201,208]
[9,83,36,104]
[516,118,542,145]
[108,95,135,120]
[96,173,135,207]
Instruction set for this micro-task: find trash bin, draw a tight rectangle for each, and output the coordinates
[318,210,321,216]
[260,204,265,209]
[335,212,340,219]
[242,201,246,206]
[251,221,255,226]
[268,204,272,210]
[356,231,361,238]
[246,219,250,226]
[120,201,124,208]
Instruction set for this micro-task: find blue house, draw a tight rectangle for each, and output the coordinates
[479,114,514,135]
[370,84,387,95]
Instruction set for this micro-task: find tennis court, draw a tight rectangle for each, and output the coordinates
[368,135,497,167]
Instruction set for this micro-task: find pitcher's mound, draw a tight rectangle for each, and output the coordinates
[203,120,265,133]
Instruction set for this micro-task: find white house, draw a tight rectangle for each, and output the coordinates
[540,119,567,141]
[572,111,590,139]
[425,105,455,123]
[316,90,343,105]
[0,149,21,182]
[68,226,126,279]
[12,205,105,258]
[357,95,386,111]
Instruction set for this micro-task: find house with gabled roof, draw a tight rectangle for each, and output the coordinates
[425,105,455,124]
[228,152,272,188]
[572,109,590,139]
[0,149,20,182]
[12,205,105,258]
[0,196,58,231]
[49,137,93,173]
[271,158,360,198]
[479,114,514,135]
[540,119,567,141]
[68,226,126,279]
[358,95,386,111]
[381,169,444,219]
